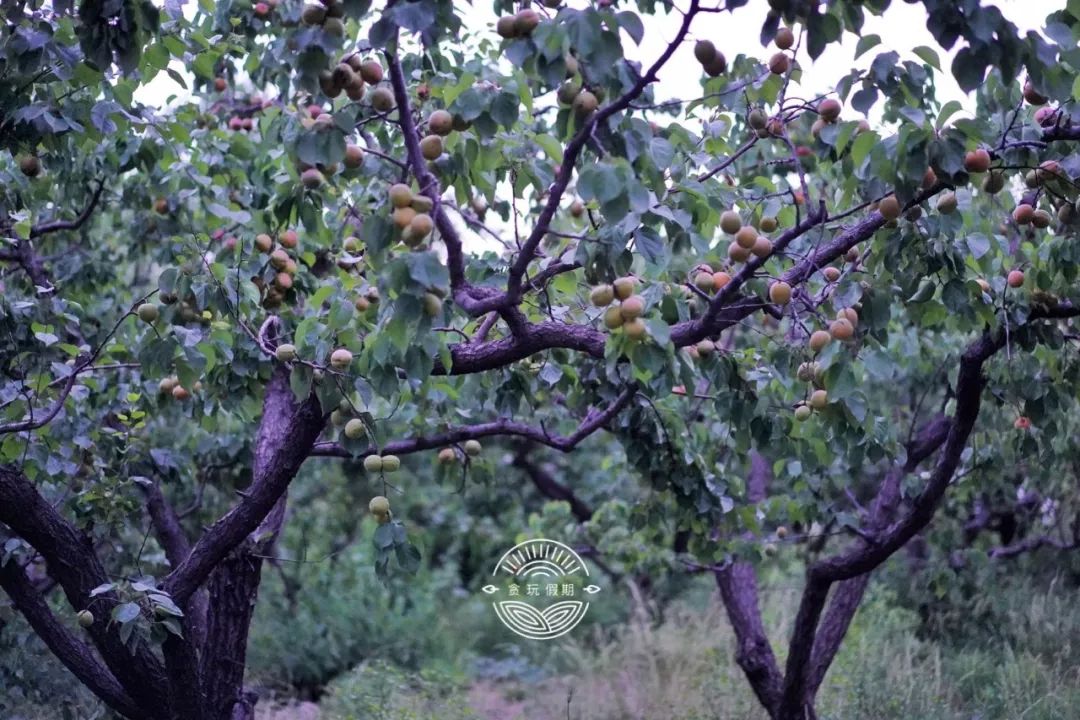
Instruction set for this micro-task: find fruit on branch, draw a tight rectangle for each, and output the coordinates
[620,295,645,319]
[769,281,792,305]
[422,293,443,317]
[300,168,324,189]
[878,194,901,220]
[464,439,482,456]
[496,15,517,37]
[937,192,957,214]
[713,271,731,290]
[623,317,647,340]
[389,183,413,208]
[438,448,456,464]
[759,216,778,232]
[590,284,615,307]
[837,308,858,326]
[1023,80,1047,106]
[976,278,991,294]
[270,249,289,270]
[963,149,991,173]
[764,542,778,557]
[279,229,298,249]
[344,418,365,440]
[1013,203,1034,224]
[514,8,540,34]
[360,59,383,84]
[275,343,297,362]
[344,144,365,169]
[301,3,325,24]
[720,210,742,235]
[159,377,178,394]
[172,385,191,401]
[766,118,785,137]
[1007,269,1025,288]
[809,330,831,353]
[776,525,789,539]
[363,455,383,473]
[420,134,444,161]
[371,87,395,112]
[794,404,812,421]
[728,242,751,263]
[330,348,353,369]
[382,455,401,472]
[818,98,841,122]
[694,272,715,292]
[137,303,159,323]
[573,90,599,114]
[153,197,169,215]
[829,318,854,340]
[613,276,636,300]
[768,52,790,75]
[603,306,624,329]
[735,226,758,249]
[982,170,1005,194]
[393,207,417,229]
[428,109,453,136]
[77,610,95,628]
[775,26,795,50]
[570,199,586,217]
[809,389,828,409]
[323,17,345,36]
[18,154,42,177]
[368,495,390,523]
[694,40,717,65]
[1032,209,1051,229]
[752,236,773,257]
[796,362,819,382]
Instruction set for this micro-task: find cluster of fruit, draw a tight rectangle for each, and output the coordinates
[589,277,649,339]
[388,183,436,250]
[495,8,540,39]
[319,53,386,103]
[437,440,481,465]
[251,229,301,308]
[720,210,774,263]
[793,361,827,421]
[158,376,199,401]
[300,0,347,36]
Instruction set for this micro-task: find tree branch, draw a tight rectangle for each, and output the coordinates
[512,450,594,522]
[0,558,146,719]
[29,179,106,237]
[311,384,637,458]
[989,534,1080,559]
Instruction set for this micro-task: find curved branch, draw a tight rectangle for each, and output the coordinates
[30,179,106,238]
[989,534,1080,558]
[310,384,637,459]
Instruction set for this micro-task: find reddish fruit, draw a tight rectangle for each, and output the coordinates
[1007,269,1024,288]
[963,149,991,173]
[214,77,227,92]
[1012,204,1035,225]
[1014,416,1031,430]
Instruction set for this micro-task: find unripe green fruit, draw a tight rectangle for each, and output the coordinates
[764,542,778,557]
[344,418,365,439]
[603,306,624,329]
[77,610,95,628]
[937,192,957,214]
[590,284,614,307]
[381,455,400,472]
[420,134,443,160]
[878,195,901,220]
[301,168,324,189]
[810,389,828,409]
[464,439,482,456]
[694,272,714,292]
[428,109,453,136]
[369,495,390,514]
[623,317,647,340]
[330,348,353,369]
[330,409,347,426]
[371,87,395,112]
[438,447,456,464]
[759,216,778,233]
[275,343,297,362]
[809,330,831,353]
[720,210,742,235]
[363,455,384,472]
[794,404,812,421]
[768,282,792,305]
[572,90,598,114]
[696,339,714,356]
[748,109,767,130]
[137,303,159,323]
[981,170,1004,194]
[613,276,636,300]
[422,292,443,317]
[323,17,345,36]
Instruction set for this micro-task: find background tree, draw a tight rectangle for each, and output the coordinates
[1,1,1079,719]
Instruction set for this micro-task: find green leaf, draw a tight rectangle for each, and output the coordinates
[112,602,141,623]
[854,34,881,60]
[935,100,963,131]
[912,45,941,71]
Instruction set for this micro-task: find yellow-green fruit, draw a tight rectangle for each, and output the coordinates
[464,439,482,456]
[438,447,456,464]
[343,236,361,253]
[389,183,413,208]
[809,330,831,352]
[572,90,598,114]
[428,109,453,136]
[275,343,297,362]
[623,317,647,340]
[159,377,178,394]
[696,339,714,356]
[748,109,768,130]
[613,276,636,300]
[420,134,443,160]
[344,418,365,439]
[720,210,742,235]
[354,295,370,312]
[735,226,758,249]
[878,194,901,220]
[381,455,400,472]
[590,284,614,307]
[137,303,159,323]
[370,87,395,112]
[937,192,957,214]
[797,362,818,382]
[776,525,789,539]
[410,195,434,213]
[829,318,854,340]
[301,3,325,24]
[330,409,347,426]
[360,60,384,85]
[323,17,345,36]
[809,389,828,409]
[759,216,778,232]
[77,610,94,628]
[620,295,645,320]
[837,307,858,326]
[369,495,390,514]
[364,455,384,473]
[603,306,624,329]
[694,272,714,292]
[410,213,434,237]
[768,281,792,305]
[255,233,273,253]
[1032,209,1052,228]
[728,241,751,263]
[422,292,443,317]
[982,171,1005,194]
[794,404,812,421]
[330,348,353,369]
[823,266,841,282]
